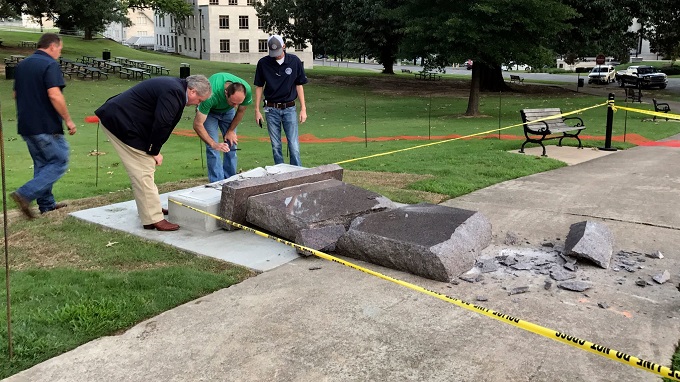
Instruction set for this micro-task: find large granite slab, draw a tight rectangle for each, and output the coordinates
[246,179,396,241]
[218,164,344,230]
[335,203,492,282]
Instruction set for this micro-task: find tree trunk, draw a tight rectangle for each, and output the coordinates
[84,28,93,40]
[479,63,510,92]
[465,66,481,116]
[381,53,394,74]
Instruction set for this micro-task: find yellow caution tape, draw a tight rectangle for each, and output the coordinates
[611,104,680,121]
[169,198,680,381]
[335,102,609,165]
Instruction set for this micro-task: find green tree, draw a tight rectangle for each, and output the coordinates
[637,0,680,64]
[400,0,576,115]
[256,0,403,72]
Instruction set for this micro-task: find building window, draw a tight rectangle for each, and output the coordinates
[247,0,254,5]
[257,17,263,30]
[239,15,249,29]
[187,38,191,50]
[184,37,187,49]
[202,39,205,52]
[201,14,205,29]
[229,0,237,4]
[220,39,230,53]
[295,43,303,52]
[258,39,267,52]
[137,15,146,25]
[209,0,218,4]
[239,39,249,52]
[219,15,229,29]
[193,38,197,51]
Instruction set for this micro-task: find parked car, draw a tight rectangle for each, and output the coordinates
[501,63,532,71]
[615,65,668,89]
[463,59,473,70]
[587,65,616,84]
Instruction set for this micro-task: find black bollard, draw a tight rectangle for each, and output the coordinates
[598,93,618,152]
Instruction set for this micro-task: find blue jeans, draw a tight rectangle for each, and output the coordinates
[16,134,69,212]
[265,106,301,166]
[204,109,237,182]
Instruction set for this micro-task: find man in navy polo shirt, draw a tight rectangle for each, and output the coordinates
[10,33,77,219]
[254,35,308,166]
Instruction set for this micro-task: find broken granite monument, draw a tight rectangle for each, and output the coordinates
[336,203,492,282]
[246,179,396,241]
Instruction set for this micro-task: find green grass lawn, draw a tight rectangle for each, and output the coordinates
[1,30,680,378]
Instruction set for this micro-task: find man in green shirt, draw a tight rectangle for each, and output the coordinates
[193,72,252,182]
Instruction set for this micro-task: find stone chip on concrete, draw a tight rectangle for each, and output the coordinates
[557,281,592,292]
[653,270,671,284]
[563,221,614,269]
[336,204,492,282]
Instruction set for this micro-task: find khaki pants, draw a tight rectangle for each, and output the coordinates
[102,126,163,226]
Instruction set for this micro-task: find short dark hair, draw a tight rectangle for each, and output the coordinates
[226,82,246,97]
[38,33,61,49]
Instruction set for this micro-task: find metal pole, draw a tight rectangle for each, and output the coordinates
[599,93,617,152]
[498,91,502,140]
[95,122,99,187]
[199,138,204,170]
[428,94,432,140]
[364,91,367,148]
[576,73,580,93]
[0,103,14,359]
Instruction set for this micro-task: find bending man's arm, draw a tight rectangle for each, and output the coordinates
[192,110,230,152]
[47,87,76,135]
[224,105,247,146]
[296,84,307,123]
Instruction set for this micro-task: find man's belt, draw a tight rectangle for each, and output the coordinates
[265,101,296,109]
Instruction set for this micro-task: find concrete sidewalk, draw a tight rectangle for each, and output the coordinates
[5,142,680,382]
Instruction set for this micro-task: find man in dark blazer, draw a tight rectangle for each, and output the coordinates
[95,75,212,231]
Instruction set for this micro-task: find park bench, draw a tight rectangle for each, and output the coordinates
[510,74,524,84]
[400,68,411,73]
[652,98,670,121]
[519,108,586,157]
[414,71,441,81]
[624,87,642,103]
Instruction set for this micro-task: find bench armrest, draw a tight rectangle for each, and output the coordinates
[524,120,550,133]
[563,116,585,127]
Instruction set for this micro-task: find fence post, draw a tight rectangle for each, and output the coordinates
[599,93,617,152]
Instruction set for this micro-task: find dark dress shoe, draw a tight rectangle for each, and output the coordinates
[41,202,68,214]
[10,192,34,219]
[162,208,169,215]
[143,219,180,231]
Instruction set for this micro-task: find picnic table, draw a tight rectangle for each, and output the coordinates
[78,55,96,64]
[120,67,150,80]
[105,62,123,73]
[113,57,128,64]
[128,59,146,68]
[20,41,37,48]
[9,55,26,62]
[91,58,109,69]
[145,63,170,75]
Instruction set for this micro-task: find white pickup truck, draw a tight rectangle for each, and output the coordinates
[615,65,668,89]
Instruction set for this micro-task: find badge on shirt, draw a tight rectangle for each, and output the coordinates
[285,67,292,75]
